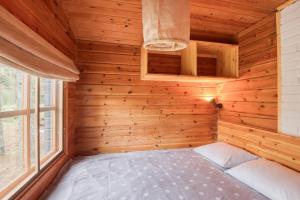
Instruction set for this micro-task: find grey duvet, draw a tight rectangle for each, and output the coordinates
[45,148,268,200]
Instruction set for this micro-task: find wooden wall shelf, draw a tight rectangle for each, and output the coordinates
[141,40,239,83]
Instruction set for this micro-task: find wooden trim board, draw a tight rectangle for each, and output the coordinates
[276,11,282,133]
[141,73,236,83]
[277,0,296,11]
[218,121,300,172]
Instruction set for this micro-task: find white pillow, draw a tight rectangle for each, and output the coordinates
[194,142,258,168]
[226,159,300,200]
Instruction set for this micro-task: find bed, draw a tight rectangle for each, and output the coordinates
[44,148,268,200]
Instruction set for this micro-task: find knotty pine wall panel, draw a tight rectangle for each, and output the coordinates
[218,121,300,172]
[60,0,286,45]
[197,57,217,76]
[217,14,278,131]
[75,40,218,155]
[148,53,181,75]
[0,0,76,59]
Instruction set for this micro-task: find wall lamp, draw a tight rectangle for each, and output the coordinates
[210,98,223,109]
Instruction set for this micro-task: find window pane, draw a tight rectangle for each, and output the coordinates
[0,73,63,197]
[30,76,36,165]
[30,76,36,109]
[0,116,25,191]
[0,64,24,111]
[40,78,54,107]
[40,111,54,159]
[30,113,36,166]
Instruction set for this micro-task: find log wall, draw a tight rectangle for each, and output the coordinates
[75,41,218,155]
[218,120,300,172]
[217,14,278,131]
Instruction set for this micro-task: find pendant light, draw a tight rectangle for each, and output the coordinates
[142,0,190,51]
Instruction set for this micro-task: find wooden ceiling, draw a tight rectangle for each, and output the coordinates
[59,0,286,45]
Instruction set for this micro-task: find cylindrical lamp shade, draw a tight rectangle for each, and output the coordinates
[142,0,190,51]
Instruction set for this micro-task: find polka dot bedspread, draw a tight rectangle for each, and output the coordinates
[45,148,268,200]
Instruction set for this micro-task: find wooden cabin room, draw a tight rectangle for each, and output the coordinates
[1,0,300,199]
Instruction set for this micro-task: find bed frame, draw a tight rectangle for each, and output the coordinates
[218,120,300,172]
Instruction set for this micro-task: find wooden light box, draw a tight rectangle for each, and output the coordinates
[141,40,239,83]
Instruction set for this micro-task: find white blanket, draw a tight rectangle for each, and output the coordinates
[45,149,268,200]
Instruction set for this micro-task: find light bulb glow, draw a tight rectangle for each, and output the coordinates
[203,96,214,102]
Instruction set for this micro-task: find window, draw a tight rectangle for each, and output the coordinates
[0,64,63,199]
[278,1,300,136]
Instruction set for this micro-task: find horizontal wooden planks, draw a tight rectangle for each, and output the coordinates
[59,0,286,45]
[219,111,277,131]
[75,40,218,155]
[76,141,212,155]
[77,73,218,87]
[0,0,76,59]
[217,13,278,132]
[148,53,181,75]
[218,120,300,172]
[197,57,217,76]
[77,51,140,65]
[76,84,216,96]
[221,101,277,116]
[76,94,215,106]
[77,106,216,117]
[77,125,216,139]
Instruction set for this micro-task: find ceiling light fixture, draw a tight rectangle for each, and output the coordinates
[142,0,190,51]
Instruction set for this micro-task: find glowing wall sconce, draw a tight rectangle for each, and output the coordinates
[203,96,214,102]
[210,98,223,109]
[203,97,223,109]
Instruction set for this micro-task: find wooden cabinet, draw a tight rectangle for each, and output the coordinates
[141,40,239,83]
